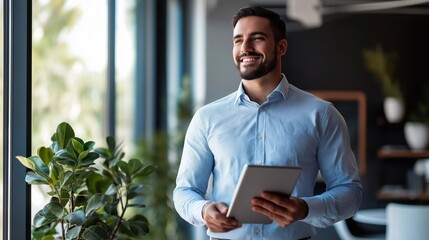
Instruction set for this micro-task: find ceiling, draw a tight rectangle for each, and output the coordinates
[248,0,429,30]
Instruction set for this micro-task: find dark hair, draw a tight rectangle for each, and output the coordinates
[232,6,287,42]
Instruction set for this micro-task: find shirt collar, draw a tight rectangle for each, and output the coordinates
[234,74,290,105]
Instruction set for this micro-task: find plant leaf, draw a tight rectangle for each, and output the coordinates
[25,172,49,185]
[84,141,96,151]
[82,225,109,240]
[37,147,54,165]
[55,149,78,167]
[128,159,143,176]
[72,138,84,154]
[29,156,50,179]
[85,193,113,216]
[106,136,116,152]
[117,160,129,176]
[66,226,82,239]
[33,201,64,227]
[79,152,99,166]
[16,156,36,170]
[64,210,85,226]
[60,171,74,188]
[55,122,75,149]
[134,165,154,178]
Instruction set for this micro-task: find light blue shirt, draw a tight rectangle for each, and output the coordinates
[174,76,362,240]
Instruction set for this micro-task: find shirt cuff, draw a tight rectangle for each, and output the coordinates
[194,200,211,225]
[300,197,331,225]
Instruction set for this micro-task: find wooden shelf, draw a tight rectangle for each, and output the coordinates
[378,145,429,159]
[377,188,429,201]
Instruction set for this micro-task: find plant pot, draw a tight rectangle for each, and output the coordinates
[384,97,404,123]
[404,122,429,150]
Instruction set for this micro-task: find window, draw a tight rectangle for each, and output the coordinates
[31,0,107,218]
[4,0,197,238]
[116,0,137,154]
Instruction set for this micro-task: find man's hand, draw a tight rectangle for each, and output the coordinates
[202,202,242,232]
[251,192,308,228]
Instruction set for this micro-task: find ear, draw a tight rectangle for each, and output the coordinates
[278,39,288,56]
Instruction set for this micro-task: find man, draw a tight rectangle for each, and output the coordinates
[174,6,362,240]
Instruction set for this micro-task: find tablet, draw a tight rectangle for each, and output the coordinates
[226,164,302,224]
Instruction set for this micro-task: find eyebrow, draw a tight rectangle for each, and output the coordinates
[233,31,269,40]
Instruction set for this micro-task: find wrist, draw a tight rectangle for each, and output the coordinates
[202,201,213,220]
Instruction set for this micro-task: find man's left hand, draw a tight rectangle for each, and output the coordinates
[251,192,308,227]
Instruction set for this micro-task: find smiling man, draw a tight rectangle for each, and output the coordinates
[174,6,362,240]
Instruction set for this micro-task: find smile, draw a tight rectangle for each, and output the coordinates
[240,56,261,63]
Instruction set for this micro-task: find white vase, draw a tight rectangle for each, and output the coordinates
[404,122,429,150]
[384,97,404,123]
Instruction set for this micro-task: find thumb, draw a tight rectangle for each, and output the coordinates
[216,202,229,215]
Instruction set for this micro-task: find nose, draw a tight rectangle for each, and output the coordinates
[241,38,254,53]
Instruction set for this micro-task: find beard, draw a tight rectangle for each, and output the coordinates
[235,48,278,80]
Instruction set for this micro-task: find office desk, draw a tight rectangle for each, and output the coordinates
[353,208,386,225]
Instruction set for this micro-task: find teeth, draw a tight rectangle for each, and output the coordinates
[242,57,257,62]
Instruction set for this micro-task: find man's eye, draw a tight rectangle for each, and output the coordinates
[234,40,242,45]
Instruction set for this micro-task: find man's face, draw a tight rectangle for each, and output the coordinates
[232,16,278,80]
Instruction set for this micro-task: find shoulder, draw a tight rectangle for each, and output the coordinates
[287,84,331,110]
[189,91,238,128]
[195,91,238,117]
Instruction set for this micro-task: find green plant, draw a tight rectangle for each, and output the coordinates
[407,84,429,123]
[16,122,154,240]
[363,44,403,100]
[134,76,194,240]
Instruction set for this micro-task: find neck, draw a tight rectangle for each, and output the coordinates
[242,72,282,104]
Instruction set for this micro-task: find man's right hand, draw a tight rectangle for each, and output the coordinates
[202,202,242,232]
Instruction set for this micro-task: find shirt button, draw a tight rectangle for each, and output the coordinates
[259,108,265,112]
[254,228,260,234]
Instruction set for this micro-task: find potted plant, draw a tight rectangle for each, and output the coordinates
[16,122,154,240]
[404,88,429,150]
[363,44,404,123]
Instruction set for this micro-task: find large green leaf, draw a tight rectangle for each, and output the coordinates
[79,152,99,166]
[60,171,74,188]
[64,210,85,226]
[117,160,129,177]
[127,220,149,236]
[119,214,149,237]
[82,225,109,240]
[33,201,64,227]
[55,149,77,167]
[128,159,142,176]
[106,136,116,152]
[85,193,113,216]
[134,165,155,178]
[16,156,35,170]
[86,173,112,194]
[72,138,84,153]
[37,146,54,165]
[84,141,96,151]
[66,226,82,239]
[56,122,75,149]
[25,172,49,185]
[29,156,50,179]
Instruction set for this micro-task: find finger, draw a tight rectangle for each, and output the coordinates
[260,192,290,207]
